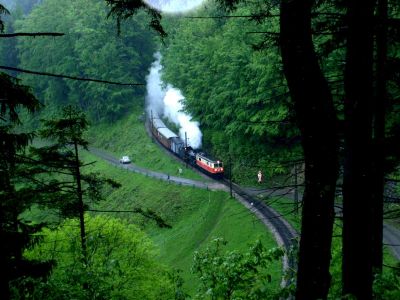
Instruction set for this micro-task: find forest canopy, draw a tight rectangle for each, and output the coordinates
[1,0,157,122]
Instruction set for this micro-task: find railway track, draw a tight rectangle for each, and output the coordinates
[145,118,299,275]
[222,179,298,249]
[144,119,298,247]
[220,178,298,276]
[90,145,298,283]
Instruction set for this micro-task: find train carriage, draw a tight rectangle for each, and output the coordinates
[156,127,177,149]
[151,116,166,136]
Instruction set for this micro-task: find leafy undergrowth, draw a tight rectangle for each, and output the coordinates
[83,152,282,295]
[87,104,206,181]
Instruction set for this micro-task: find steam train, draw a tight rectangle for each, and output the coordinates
[150,112,224,178]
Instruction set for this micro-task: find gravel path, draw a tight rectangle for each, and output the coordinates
[383,223,400,260]
[89,147,227,191]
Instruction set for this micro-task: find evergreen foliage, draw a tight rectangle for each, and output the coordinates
[0,70,51,299]
[33,106,122,265]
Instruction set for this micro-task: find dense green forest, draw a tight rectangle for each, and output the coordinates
[2,0,400,299]
[161,2,300,182]
[2,0,156,122]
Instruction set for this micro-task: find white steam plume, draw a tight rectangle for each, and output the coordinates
[145,52,203,149]
[145,52,165,117]
[144,0,205,14]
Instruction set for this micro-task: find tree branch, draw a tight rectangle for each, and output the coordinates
[0,32,64,38]
[0,66,144,86]
[246,31,280,36]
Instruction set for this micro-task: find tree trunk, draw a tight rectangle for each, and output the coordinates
[371,0,387,274]
[342,1,376,299]
[74,140,87,263]
[280,1,338,299]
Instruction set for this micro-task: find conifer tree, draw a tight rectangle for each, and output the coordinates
[0,72,53,300]
[35,105,120,263]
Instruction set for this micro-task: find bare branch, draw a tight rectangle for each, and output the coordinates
[0,32,64,38]
[247,31,280,36]
[0,66,144,86]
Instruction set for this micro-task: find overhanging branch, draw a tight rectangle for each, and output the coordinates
[246,31,280,36]
[0,32,64,38]
[0,65,144,86]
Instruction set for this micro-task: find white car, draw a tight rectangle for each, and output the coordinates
[119,156,131,164]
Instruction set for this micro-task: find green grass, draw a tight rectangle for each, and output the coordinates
[87,104,207,181]
[83,152,281,295]
[151,195,281,294]
[84,103,283,293]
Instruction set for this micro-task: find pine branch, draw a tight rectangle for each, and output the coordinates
[0,32,64,38]
[0,66,144,86]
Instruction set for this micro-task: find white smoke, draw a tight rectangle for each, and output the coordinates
[144,0,205,14]
[146,52,203,149]
[145,52,165,117]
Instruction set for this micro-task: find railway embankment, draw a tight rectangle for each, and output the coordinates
[90,147,299,279]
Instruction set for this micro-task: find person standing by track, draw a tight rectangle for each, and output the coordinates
[257,170,263,184]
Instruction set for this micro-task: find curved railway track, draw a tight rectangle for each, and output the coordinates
[144,119,298,246]
[91,145,298,282]
[223,179,298,248]
[126,119,299,277]
[93,117,400,289]
[220,179,298,275]
[91,115,400,291]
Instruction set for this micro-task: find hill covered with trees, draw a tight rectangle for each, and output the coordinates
[160,2,300,182]
[1,0,157,123]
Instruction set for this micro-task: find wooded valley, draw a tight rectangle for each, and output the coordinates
[1,0,400,299]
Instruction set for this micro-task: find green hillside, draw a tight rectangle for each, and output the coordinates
[83,152,281,294]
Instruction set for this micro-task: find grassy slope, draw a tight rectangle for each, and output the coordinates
[22,99,282,294]
[83,96,284,293]
[83,153,281,294]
